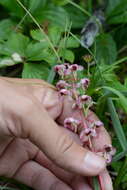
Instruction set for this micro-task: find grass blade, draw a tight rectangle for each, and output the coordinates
[108,98,127,151]
[113,150,127,162]
[114,157,127,189]
[93,177,100,190]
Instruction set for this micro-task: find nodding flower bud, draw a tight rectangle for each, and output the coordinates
[101,145,116,163]
[64,117,81,133]
[94,121,104,128]
[80,78,90,89]
[70,64,84,72]
[59,89,69,96]
[104,145,116,156]
[80,95,92,106]
[56,80,69,90]
[80,127,97,142]
[81,95,91,102]
[54,65,66,76]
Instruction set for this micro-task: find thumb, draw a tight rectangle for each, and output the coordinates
[21,100,106,176]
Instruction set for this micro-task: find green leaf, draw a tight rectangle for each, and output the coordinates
[103,86,127,113]
[64,4,88,29]
[26,43,49,61]
[0,19,15,40]
[107,0,127,24]
[22,63,50,80]
[0,0,24,18]
[28,0,47,13]
[59,49,75,63]
[48,25,62,46]
[0,58,17,68]
[106,0,121,15]
[52,0,69,6]
[107,98,127,151]
[60,36,80,48]
[3,33,29,57]
[30,29,48,43]
[34,3,69,29]
[96,33,117,64]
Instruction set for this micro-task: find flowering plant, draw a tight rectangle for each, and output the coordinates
[54,63,116,190]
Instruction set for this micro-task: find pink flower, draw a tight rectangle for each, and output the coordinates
[64,117,81,133]
[94,121,104,128]
[81,95,91,102]
[54,65,66,76]
[104,145,116,156]
[80,95,92,106]
[59,89,69,96]
[103,145,116,163]
[80,78,90,89]
[79,127,97,143]
[70,64,84,72]
[56,80,69,90]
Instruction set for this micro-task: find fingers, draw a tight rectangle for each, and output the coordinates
[57,97,111,151]
[0,77,61,120]
[20,102,106,176]
[35,151,93,190]
[14,161,72,190]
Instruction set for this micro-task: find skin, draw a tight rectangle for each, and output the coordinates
[0,77,113,190]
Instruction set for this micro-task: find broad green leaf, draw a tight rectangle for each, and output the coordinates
[108,98,127,151]
[64,4,88,29]
[104,86,127,113]
[106,0,121,15]
[26,40,57,64]
[108,13,127,24]
[34,3,70,29]
[48,25,62,46]
[0,19,15,40]
[0,0,24,18]
[0,58,17,68]
[26,43,49,61]
[28,0,47,13]
[107,0,127,24]
[95,34,117,64]
[60,36,80,48]
[3,33,29,56]
[30,29,48,43]
[59,49,75,63]
[107,0,127,17]
[22,63,50,80]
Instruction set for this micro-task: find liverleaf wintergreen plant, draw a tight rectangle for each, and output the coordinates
[54,63,116,190]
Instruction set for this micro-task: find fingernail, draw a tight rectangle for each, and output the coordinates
[83,151,106,176]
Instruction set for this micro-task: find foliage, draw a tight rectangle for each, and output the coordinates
[0,0,127,189]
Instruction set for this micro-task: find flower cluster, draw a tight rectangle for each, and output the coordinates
[55,63,93,110]
[98,145,116,163]
[54,63,116,163]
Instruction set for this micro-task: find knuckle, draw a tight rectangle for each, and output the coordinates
[54,134,74,165]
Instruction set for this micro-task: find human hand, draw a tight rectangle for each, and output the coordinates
[0,77,112,190]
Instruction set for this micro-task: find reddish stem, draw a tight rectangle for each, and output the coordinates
[98,175,104,190]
